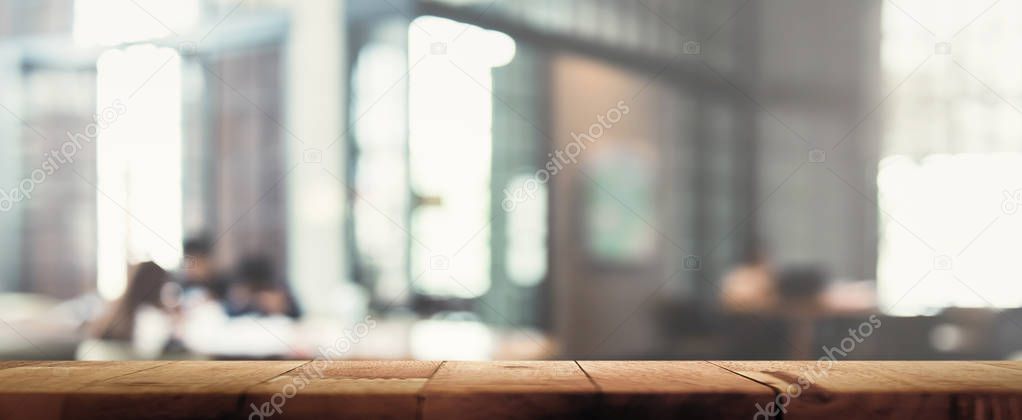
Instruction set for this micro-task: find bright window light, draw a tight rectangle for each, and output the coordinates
[410,318,494,360]
[74,0,200,46]
[505,175,547,287]
[407,16,516,298]
[878,155,1022,314]
[352,41,411,302]
[96,45,183,300]
[879,1,1022,314]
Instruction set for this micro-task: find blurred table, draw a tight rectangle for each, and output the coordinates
[721,291,879,359]
[248,318,555,361]
[0,361,1020,419]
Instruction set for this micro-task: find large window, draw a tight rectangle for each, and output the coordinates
[95,45,183,299]
[879,1,1022,314]
[406,16,515,298]
[76,1,195,298]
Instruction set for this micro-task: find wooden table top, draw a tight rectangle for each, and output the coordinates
[0,360,1020,419]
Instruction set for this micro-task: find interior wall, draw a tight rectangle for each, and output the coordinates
[548,0,882,357]
[550,52,691,358]
[208,47,289,274]
[0,47,22,292]
[0,0,80,294]
[15,68,97,299]
[0,0,73,38]
[753,0,882,280]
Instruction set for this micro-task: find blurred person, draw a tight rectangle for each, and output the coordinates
[226,255,301,318]
[179,235,230,305]
[175,256,301,358]
[81,261,176,359]
[721,251,779,313]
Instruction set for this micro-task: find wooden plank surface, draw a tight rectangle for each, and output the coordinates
[0,361,1017,419]
[420,361,599,419]
[578,361,775,418]
[241,360,441,420]
[0,360,51,370]
[0,361,170,419]
[62,360,306,420]
[715,361,1022,420]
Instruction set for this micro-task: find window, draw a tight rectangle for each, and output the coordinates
[76,2,195,298]
[95,45,183,299]
[351,23,411,302]
[407,16,515,298]
[878,1,1022,314]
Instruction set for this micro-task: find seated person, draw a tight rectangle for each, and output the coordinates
[178,235,230,306]
[175,256,301,358]
[721,252,778,313]
[225,255,301,319]
[83,261,175,359]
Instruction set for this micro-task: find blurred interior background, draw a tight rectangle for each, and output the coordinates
[1,0,1022,361]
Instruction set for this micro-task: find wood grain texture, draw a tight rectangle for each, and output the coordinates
[420,361,599,420]
[241,360,441,420]
[0,361,170,420]
[0,360,47,370]
[714,361,1022,420]
[977,361,1022,373]
[0,361,1017,419]
[578,361,776,419]
[62,360,306,420]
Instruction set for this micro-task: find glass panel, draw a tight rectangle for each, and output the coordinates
[407,16,516,298]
